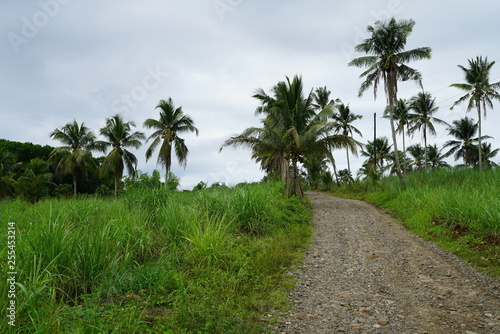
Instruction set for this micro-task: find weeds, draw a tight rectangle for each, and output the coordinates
[0,182,312,333]
[332,168,500,276]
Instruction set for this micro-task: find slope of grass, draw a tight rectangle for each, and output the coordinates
[332,168,500,276]
[0,182,312,333]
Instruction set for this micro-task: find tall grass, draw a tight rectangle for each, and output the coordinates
[0,182,312,333]
[333,168,500,275]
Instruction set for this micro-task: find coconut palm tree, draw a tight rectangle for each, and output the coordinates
[143,98,199,184]
[95,114,145,197]
[426,144,450,170]
[331,103,363,174]
[348,17,432,184]
[222,75,357,197]
[407,144,426,171]
[407,92,448,170]
[222,124,289,183]
[0,151,21,198]
[476,143,499,169]
[312,86,338,111]
[383,99,410,154]
[49,120,96,196]
[443,117,491,167]
[361,137,392,173]
[450,56,500,171]
[14,158,55,202]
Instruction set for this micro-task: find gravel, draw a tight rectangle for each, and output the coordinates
[273,192,500,334]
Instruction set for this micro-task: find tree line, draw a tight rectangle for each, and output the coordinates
[2,17,499,201]
[222,17,500,196]
[0,98,198,201]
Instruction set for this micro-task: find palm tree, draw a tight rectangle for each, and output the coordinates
[348,17,432,184]
[407,144,426,171]
[450,56,500,171]
[95,115,145,197]
[223,124,289,183]
[222,75,357,197]
[331,103,363,174]
[383,99,410,153]
[0,151,21,198]
[407,92,448,170]
[361,137,392,173]
[312,86,338,111]
[476,143,499,169]
[443,117,491,167]
[426,144,450,170]
[49,120,96,196]
[14,158,55,202]
[144,98,199,184]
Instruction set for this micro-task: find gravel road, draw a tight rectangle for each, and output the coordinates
[275,192,500,334]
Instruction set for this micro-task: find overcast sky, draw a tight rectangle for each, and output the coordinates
[2,0,500,189]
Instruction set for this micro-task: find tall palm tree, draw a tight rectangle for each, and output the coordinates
[383,98,410,154]
[95,115,145,197]
[450,56,500,171]
[443,117,491,167]
[407,92,448,170]
[222,75,357,198]
[49,120,96,196]
[426,144,450,170]
[331,103,363,174]
[348,17,432,184]
[144,98,199,184]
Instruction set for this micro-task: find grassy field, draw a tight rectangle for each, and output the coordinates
[332,168,500,276]
[0,182,312,333]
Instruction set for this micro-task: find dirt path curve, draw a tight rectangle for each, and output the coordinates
[276,192,500,334]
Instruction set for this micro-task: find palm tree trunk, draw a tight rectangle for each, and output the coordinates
[424,126,428,172]
[290,157,303,198]
[402,127,406,176]
[477,104,483,171]
[327,152,340,186]
[346,148,351,174]
[281,155,288,183]
[387,76,405,186]
[73,172,77,196]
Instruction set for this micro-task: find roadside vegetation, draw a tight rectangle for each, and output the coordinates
[1,15,500,332]
[331,167,500,276]
[0,182,312,333]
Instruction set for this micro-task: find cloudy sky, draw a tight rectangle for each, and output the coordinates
[2,0,500,189]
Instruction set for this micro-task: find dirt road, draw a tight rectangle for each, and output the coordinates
[276,192,500,333]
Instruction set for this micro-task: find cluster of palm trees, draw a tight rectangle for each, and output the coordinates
[49,98,198,197]
[221,75,359,197]
[5,17,499,200]
[223,17,500,194]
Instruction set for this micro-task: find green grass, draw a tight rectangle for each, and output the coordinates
[0,182,312,333]
[332,168,500,276]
